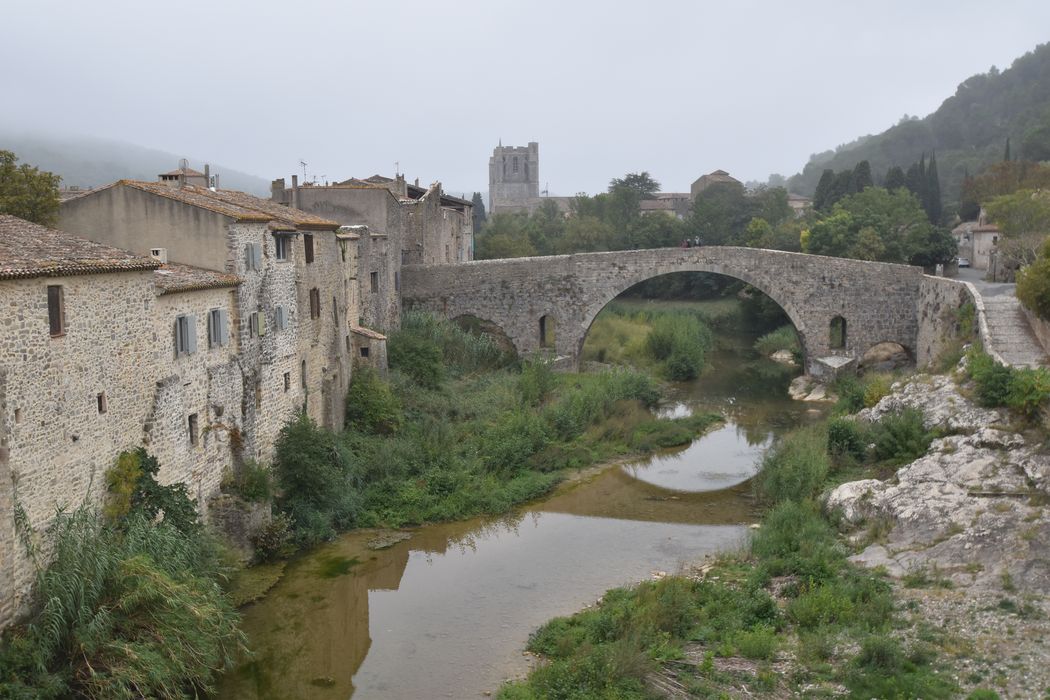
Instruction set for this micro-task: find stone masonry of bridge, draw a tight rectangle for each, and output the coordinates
[403,247,937,375]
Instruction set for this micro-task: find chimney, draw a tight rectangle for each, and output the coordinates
[204,164,211,189]
[291,175,300,210]
[178,171,185,189]
[414,178,419,187]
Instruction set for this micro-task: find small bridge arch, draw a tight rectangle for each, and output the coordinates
[402,247,926,376]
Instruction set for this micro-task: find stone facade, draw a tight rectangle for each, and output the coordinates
[488,142,540,214]
[403,247,927,375]
[915,275,975,368]
[0,269,159,628]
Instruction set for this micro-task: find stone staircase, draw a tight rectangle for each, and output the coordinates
[980,294,1048,368]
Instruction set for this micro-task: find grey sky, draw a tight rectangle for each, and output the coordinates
[3,0,1049,196]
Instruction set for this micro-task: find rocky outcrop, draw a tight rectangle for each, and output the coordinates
[828,373,1050,593]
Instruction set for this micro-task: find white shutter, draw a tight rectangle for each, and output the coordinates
[218,309,229,346]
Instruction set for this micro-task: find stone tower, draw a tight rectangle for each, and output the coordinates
[489,142,539,214]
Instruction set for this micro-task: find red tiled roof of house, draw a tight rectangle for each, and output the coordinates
[0,214,160,280]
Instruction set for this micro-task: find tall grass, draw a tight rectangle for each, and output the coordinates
[754,324,800,357]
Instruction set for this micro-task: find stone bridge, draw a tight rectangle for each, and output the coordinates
[402,247,946,375]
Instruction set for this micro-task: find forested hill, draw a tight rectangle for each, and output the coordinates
[788,42,1050,208]
[0,129,270,195]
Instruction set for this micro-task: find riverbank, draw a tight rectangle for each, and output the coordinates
[498,359,1049,699]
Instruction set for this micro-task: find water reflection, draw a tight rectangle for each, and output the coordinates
[217,328,820,700]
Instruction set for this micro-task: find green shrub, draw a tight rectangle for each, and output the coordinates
[518,360,557,407]
[1016,254,1050,321]
[223,460,272,503]
[0,506,242,699]
[273,413,359,546]
[250,512,295,563]
[966,689,1001,700]
[1007,366,1050,417]
[870,409,933,463]
[855,634,903,672]
[968,349,1013,407]
[833,375,866,413]
[399,310,512,375]
[862,374,893,408]
[755,425,830,504]
[827,417,866,462]
[346,367,403,434]
[734,626,778,660]
[754,324,799,357]
[750,501,843,582]
[644,314,712,381]
[105,447,199,535]
[388,331,444,388]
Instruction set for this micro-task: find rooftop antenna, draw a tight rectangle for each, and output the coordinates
[300,160,308,180]
[395,161,400,176]
[178,157,189,171]
[542,181,549,197]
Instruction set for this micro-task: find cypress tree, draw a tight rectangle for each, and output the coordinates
[884,166,907,191]
[925,151,942,224]
[959,169,980,221]
[850,160,874,193]
[905,161,924,198]
[829,170,853,207]
[813,169,834,210]
[471,192,487,230]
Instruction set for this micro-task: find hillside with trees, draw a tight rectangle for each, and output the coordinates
[788,42,1050,214]
[0,129,270,195]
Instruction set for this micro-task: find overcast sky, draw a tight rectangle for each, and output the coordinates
[3,1,1049,196]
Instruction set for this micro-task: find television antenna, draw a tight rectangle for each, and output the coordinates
[300,160,308,179]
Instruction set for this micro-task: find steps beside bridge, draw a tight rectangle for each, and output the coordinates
[979,294,1047,368]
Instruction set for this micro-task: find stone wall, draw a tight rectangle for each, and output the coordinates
[403,247,926,375]
[0,270,158,628]
[915,275,976,368]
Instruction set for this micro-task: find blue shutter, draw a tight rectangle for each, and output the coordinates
[218,309,229,346]
[187,316,197,353]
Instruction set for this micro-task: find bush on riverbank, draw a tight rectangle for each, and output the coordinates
[0,451,244,699]
[753,324,799,358]
[500,409,957,699]
[966,347,1050,418]
[274,314,720,539]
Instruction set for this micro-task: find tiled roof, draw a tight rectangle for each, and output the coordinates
[160,166,206,177]
[110,181,339,229]
[640,199,675,210]
[0,214,160,280]
[153,263,241,295]
[351,325,387,341]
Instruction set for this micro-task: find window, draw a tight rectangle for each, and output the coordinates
[539,315,555,349]
[47,285,64,337]
[345,335,351,353]
[175,314,196,355]
[188,413,199,446]
[360,346,370,358]
[207,308,229,348]
[301,359,307,388]
[394,271,401,292]
[332,296,338,322]
[249,311,267,338]
[283,372,291,392]
[304,234,314,263]
[829,316,847,350]
[275,235,290,261]
[445,244,450,262]
[512,156,519,173]
[309,288,321,319]
[245,242,262,271]
[275,305,289,331]
[370,271,379,293]
[96,392,107,414]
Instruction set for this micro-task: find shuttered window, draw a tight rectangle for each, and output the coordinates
[245,242,263,271]
[309,289,320,319]
[304,234,314,263]
[175,314,196,355]
[275,305,289,331]
[208,308,229,347]
[47,285,64,337]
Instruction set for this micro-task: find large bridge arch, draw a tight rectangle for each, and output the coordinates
[575,266,811,367]
[402,247,926,376]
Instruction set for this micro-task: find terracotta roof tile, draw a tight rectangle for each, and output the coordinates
[153,263,242,295]
[0,214,160,280]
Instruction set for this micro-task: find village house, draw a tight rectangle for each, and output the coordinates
[0,215,162,629]
[952,208,1001,271]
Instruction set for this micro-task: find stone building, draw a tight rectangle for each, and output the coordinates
[952,208,1001,271]
[269,173,474,331]
[690,169,742,199]
[488,142,540,214]
[0,215,162,629]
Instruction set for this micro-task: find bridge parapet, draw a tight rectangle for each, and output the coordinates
[402,247,926,375]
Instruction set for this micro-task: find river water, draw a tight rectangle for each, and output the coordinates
[218,332,819,699]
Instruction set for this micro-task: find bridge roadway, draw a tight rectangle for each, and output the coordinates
[401,247,934,375]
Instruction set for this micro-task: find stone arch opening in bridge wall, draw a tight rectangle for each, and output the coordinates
[829,316,847,350]
[539,315,556,349]
[577,270,809,368]
[450,314,519,360]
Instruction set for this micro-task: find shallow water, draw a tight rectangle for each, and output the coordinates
[218,331,819,699]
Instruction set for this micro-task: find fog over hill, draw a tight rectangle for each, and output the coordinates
[0,129,271,196]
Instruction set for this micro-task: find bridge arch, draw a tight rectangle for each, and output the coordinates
[576,267,810,367]
[402,246,926,376]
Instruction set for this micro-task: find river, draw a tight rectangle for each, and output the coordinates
[218,329,820,699]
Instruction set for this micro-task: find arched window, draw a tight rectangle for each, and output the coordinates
[539,315,555,349]
[829,316,847,350]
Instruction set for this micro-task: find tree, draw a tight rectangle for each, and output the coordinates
[925,151,943,224]
[883,166,907,191]
[959,169,981,221]
[813,169,834,210]
[470,192,486,231]
[905,160,925,202]
[608,172,661,199]
[849,160,874,193]
[985,189,1050,267]
[0,150,61,226]
[1022,122,1050,162]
